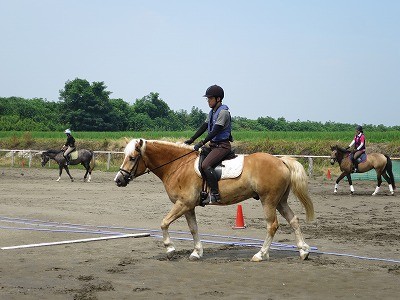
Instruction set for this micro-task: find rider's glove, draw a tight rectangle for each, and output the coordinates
[184,138,194,145]
[193,141,204,151]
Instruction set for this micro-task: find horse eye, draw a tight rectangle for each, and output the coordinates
[129,156,136,162]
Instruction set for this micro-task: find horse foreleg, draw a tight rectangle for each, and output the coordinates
[343,174,355,194]
[251,203,279,262]
[334,172,347,193]
[161,201,189,260]
[64,166,74,182]
[184,209,203,261]
[372,174,383,196]
[56,166,62,182]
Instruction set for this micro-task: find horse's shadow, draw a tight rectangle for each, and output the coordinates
[153,245,319,262]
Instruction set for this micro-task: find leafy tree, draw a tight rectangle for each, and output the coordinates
[188,106,206,129]
[132,92,171,119]
[59,78,115,131]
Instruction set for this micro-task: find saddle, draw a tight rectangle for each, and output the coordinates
[194,149,243,180]
[349,152,367,164]
[65,149,78,160]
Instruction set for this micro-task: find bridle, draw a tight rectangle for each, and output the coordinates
[118,144,196,184]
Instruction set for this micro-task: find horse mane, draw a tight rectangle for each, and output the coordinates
[332,145,349,153]
[125,139,193,155]
[46,149,63,154]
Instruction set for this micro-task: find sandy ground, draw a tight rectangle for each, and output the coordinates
[0,166,399,300]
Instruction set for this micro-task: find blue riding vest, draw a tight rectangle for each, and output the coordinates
[207,104,232,142]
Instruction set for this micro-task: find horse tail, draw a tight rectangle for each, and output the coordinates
[384,155,396,190]
[280,156,315,222]
[89,150,95,172]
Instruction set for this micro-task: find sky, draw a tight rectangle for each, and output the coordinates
[1,0,399,126]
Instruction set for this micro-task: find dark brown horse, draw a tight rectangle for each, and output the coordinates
[114,139,315,262]
[40,149,95,182]
[330,145,395,195]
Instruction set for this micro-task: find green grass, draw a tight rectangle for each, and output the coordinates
[1,130,400,143]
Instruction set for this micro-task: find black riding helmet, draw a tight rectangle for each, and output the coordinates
[356,125,363,132]
[203,85,224,100]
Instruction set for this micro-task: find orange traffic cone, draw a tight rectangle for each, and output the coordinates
[232,204,246,229]
[327,169,331,180]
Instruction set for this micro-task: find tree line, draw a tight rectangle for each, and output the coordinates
[1,78,398,132]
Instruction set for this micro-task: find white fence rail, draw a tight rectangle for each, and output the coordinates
[0,149,329,175]
[0,149,124,171]
[1,149,398,176]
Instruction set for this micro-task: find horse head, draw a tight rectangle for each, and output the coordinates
[330,145,349,165]
[114,139,148,187]
[40,151,50,167]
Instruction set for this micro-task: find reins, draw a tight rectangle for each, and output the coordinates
[119,147,196,181]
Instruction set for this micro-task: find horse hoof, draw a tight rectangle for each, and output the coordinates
[299,249,309,260]
[333,190,337,194]
[166,248,175,260]
[251,252,267,262]
[189,253,201,261]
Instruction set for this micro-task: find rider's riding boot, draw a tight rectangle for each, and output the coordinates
[202,167,221,205]
[64,155,69,165]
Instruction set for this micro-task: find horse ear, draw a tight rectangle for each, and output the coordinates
[139,139,144,147]
[124,137,130,145]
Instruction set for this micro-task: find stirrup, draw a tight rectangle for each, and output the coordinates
[202,193,221,205]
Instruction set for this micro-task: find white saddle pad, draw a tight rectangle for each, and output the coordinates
[194,155,245,179]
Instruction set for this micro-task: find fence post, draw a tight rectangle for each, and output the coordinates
[107,152,111,170]
[308,157,313,177]
[11,151,15,167]
[29,151,32,168]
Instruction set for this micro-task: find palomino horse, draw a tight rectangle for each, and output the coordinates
[40,149,95,182]
[330,145,395,195]
[114,139,315,262]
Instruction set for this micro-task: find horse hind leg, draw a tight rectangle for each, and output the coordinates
[276,196,311,260]
[382,173,395,195]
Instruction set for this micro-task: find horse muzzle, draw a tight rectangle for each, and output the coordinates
[330,158,335,165]
[114,170,131,187]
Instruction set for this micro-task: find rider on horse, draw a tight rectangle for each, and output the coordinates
[347,125,366,173]
[185,85,233,205]
[62,129,76,165]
